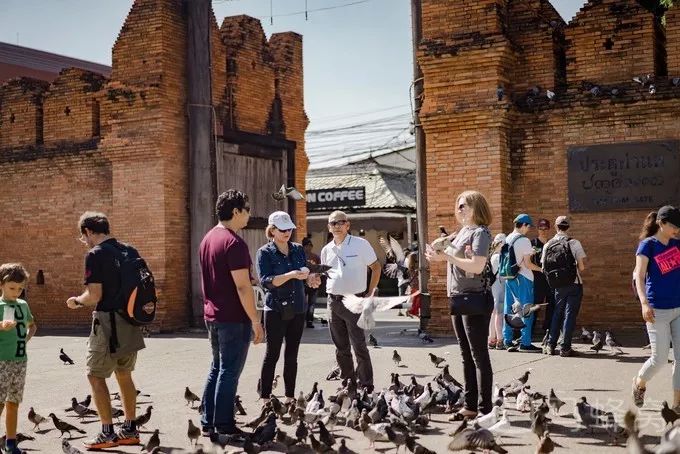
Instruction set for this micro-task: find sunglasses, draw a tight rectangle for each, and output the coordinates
[329,220,348,227]
[277,228,292,233]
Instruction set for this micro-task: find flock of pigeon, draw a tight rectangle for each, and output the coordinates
[14,325,679,453]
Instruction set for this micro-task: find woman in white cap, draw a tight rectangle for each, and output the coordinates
[488,233,506,349]
[256,211,314,403]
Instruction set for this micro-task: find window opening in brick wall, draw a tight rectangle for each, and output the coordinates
[64,106,71,116]
[36,270,44,285]
[9,113,15,123]
[604,38,614,50]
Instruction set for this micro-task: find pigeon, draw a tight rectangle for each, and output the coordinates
[673,77,680,87]
[272,184,304,201]
[78,395,91,408]
[419,331,434,343]
[317,420,336,447]
[581,327,593,343]
[546,89,555,100]
[548,389,565,415]
[531,412,551,440]
[605,331,623,354]
[59,348,74,365]
[62,439,84,454]
[27,407,47,431]
[253,413,277,445]
[111,407,124,421]
[235,395,247,415]
[473,406,501,429]
[135,405,153,429]
[447,419,507,453]
[405,436,436,454]
[142,429,160,452]
[536,431,556,453]
[633,76,645,85]
[428,353,446,368]
[384,425,409,453]
[0,433,34,446]
[184,386,200,407]
[662,401,680,426]
[590,330,604,353]
[504,313,525,330]
[511,301,547,318]
[359,419,389,448]
[309,433,334,453]
[305,382,319,402]
[496,86,505,101]
[342,290,419,330]
[48,413,85,438]
[247,406,270,429]
[649,84,657,95]
[488,410,511,436]
[187,419,201,447]
[589,86,601,96]
[429,235,453,252]
[272,374,280,390]
[392,350,402,367]
[575,397,611,432]
[295,419,308,443]
[70,398,97,418]
[368,334,379,348]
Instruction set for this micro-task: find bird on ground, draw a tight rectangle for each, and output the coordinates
[111,407,124,421]
[662,401,680,426]
[272,184,304,201]
[62,439,84,454]
[27,407,47,431]
[142,429,160,452]
[184,386,200,408]
[385,425,409,453]
[590,331,604,353]
[135,405,153,429]
[428,353,446,368]
[360,419,389,448]
[342,290,419,330]
[605,331,624,354]
[575,397,611,432]
[78,395,91,408]
[295,419,308,444]
[447,419,507,453]
[246,406,270,429]
[253,413,277,445]
[405,435,436,454]
[59,348,74,365]
[392,350,402,367]
[317,420,336,447]
[235,395,247,415]
[531,412,551,440]
[548,389,565,415]
[536,431,556,453]
[309,433,335,454]
[407,377,424,397]
[187,419,201,447]
[305,382,319,402]
[473,406,500,429]
[272,374,280,390]
[581,327,593,343]
[368,334,379,348]
[488,410,511,436]
[275,428,298,448]
[69,398,97,419]
[48,413,85,438]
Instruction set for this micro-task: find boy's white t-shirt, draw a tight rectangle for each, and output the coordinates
[505,231,534,282]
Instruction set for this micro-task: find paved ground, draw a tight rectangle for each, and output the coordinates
[13,309,674,453]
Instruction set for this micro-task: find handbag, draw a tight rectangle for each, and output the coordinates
[449,291,493,316]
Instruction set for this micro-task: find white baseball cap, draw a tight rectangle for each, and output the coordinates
[268,211,296,230]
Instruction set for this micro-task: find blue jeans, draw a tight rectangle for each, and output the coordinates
[503,274,534,346]
[549,284,582,351]
[201,321,251,432]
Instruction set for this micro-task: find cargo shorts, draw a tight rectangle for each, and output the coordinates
[0,361,27,403]
[87,311,144,379]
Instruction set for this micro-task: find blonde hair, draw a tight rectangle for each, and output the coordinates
[265,225,276,239]
[457,190,492,226]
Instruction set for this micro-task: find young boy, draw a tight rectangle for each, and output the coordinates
[0,264,36,454]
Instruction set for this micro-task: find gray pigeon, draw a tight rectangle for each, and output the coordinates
[504,313,525,330]
[448,419,507,453]
[605,331,623,354]
[142,429,160,452]
[392,350,402,367]
[272,185,304,201]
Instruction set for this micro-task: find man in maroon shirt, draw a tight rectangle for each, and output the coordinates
[199,189,264,438]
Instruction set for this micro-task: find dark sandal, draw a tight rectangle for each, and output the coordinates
[449,410,477,421]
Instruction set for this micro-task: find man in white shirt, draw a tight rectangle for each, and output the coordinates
[541,216,587,357]
[320,211,382,390]
[503,214,543,352]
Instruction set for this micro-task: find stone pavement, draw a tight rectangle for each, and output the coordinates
[14,309,674,453]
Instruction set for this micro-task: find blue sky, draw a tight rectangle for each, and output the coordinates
[0,0,587,162]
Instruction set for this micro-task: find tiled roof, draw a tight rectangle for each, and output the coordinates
[306,160,416,211]
[0,42,111,78]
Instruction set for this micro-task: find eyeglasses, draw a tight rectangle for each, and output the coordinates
[329,220,348,227]
[277,228,292,233]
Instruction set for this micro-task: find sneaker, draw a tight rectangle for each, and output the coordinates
[560,348,579,357]
[115,427,140,446]
[488,340,497,349]
[83,432,119,450]
[632,378,646,408]
[495,343,506,350]
[505,343,519,352]
[543,345,556,355]
[519,344,542,352]
[2,446,23,454]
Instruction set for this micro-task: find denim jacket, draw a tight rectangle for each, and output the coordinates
[256,241,307,314]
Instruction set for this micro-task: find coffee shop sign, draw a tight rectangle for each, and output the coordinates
[307,187,366,210]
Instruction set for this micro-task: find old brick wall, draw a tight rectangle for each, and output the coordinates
[0,0,306,330]
[419,0,680,334]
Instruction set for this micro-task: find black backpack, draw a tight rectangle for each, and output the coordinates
[543,237,578,289]
[100,242,157,326]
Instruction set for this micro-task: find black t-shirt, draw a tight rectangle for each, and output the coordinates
[84,238,139,312]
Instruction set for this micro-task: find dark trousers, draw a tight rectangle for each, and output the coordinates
[548,284,583,351]
[201,321,251,432]
[327,295,374,387]
[259,312,305,398]
[305,288,317,323]
[450,305,493,414]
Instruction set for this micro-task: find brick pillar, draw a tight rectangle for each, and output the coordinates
[418,0,514,334]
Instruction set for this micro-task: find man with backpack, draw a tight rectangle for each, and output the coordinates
[541,216,586,357]
[501,214,544,352]
[66,211,148,449]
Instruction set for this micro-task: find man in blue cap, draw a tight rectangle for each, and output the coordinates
[503,214,543,352]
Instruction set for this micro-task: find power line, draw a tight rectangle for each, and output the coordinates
[260,0,372,21]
